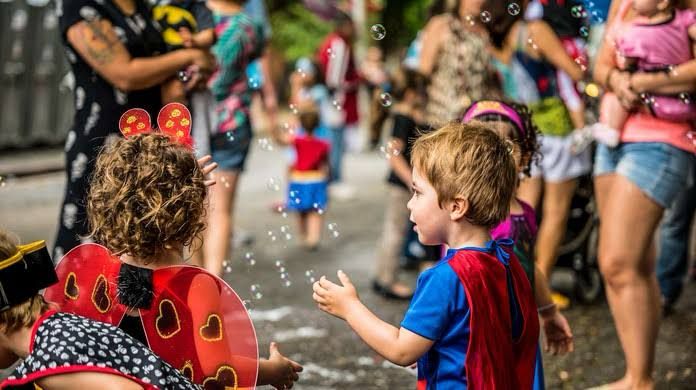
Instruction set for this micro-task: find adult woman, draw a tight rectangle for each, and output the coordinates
[485,0,588,309]
[419,0,502,127]
[53,0,215,259]
[592,0,696,388]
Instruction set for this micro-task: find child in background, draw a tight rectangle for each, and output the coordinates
[575,0,696,151]
[372,67,429,300]
[313,122,539,389]
[0,231,198,389]
[463,100,575,389]
[272,102,331,250]
[361,46,391,149]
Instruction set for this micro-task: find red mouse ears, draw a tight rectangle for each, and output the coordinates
[118,103,193,148]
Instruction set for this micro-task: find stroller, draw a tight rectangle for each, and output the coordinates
[549,173,604,303]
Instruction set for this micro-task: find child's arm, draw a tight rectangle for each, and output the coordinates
[528,21,584,82]
[533,266,574,355]
[191,28,215,49]
[257,342,303,389]
[387,138,412,186]
[313,271,433,366]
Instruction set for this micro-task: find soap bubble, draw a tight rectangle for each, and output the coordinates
[267,177,281,192]
[327,47,335,59]
[571,5,586,18]
[370,24,386,40]
[305,269,316,284]
[257,137,274,151]
[289,103,298,115]
[327,223,340,239]
[579,26,589,38]
[379,92,393,107]
[507,2,521,16]
[244,252,256,267]
[379,140,401,159]
[177,70,190,82]
[250,284,263,300]
[242,299,254,311]
[313,203,325,215]
[480,11,491,23]
[679,93,691,105]
[225,131,235,141]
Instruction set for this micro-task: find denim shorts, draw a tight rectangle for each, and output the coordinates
[594,142,694,208]
[210,121,252,171]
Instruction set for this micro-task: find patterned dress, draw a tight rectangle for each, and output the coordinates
[2,311,197,389]
[54,0,166,260]
[424,14,501,127]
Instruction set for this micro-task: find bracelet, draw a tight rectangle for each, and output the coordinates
[537,303,556,314]
[604,68,616,91]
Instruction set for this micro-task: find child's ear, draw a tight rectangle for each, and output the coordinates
[448,197,469,221]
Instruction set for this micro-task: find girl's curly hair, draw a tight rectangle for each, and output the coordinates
[469,101,541,177]
[87,134,207,264]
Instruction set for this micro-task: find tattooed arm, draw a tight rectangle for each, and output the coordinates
[66,17,215,92]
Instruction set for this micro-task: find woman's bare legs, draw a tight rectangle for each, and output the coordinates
[517,176,543,209]
[536,179,578,278]
[192,170,240,276]
[594,174,663,390]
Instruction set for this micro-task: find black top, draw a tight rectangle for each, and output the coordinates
[387,113,424,189]
[151,0,214,51]
[59,0,166,150]
[542,0,587,39]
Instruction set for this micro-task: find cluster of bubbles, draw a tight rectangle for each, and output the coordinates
[257,137,274,151]
[571,5,587,18]
[370,24,386,41]
[281,122,295,135]
[379,92,393,107]
[275,260,292,287]
[507,2,521,16]
[379,140,401,160]
[305,269,317,284]
[327,222,340,239]
[267,177,281,192]
[480,11,491,24]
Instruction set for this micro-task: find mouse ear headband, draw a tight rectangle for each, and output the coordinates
[118,103,193,148]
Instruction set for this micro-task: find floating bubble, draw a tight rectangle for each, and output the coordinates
[464,15,475,26]
[257,137,274,151]
[686,132,695,149]
[679,93,691,105]
[282,279,292,288]
[248,76,259,89]
[280,225,290,234]
[327,223,338,231]
[370,24,386,40]
[275,260,286,269]
[327,223,340,239]
[507,2,521,16]
[0,176,5,188]
[242,299,254,311]
[379,92,392,107]
[527,38,538,51]
[244,252,256,266]
[327,47,336,59]
[225,266,232,273]
[480,11,491,23]
[305,269,316,284]
[574,57,587,72]
[579,26,589,38]
[289,103,298,115]
[332,100,343,111]
[267,230,278,242]
[220,176,230,188]
[379,140,401,159]
[313,203,325,215]
[295,67,307,78]
[267,177,281,192]
[282,122,295,135]
[571,5,586,18]
[331,230,340,239]
[250,284,263,300]
[225,131,235,141]
[177,70,190,82]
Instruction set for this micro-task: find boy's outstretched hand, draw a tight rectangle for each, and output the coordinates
[262,342,303,389]
[197,155,218,187]
[312,271,360,320]
[541,309,574,355]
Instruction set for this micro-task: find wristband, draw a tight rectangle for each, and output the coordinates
[537,302,556,314]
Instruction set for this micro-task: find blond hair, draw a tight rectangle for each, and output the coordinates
[410,121,517,228]
[0,230,52,333]
[87,133,207,264]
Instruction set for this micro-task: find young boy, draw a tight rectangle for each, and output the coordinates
[312,122,539,389]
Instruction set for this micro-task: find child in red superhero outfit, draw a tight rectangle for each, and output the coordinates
[44,103,302,389]
[312,122,539,389]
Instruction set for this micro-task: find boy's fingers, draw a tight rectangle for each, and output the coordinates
[289,359,303,372]
[312,292,327,304]
[336,270,352,287]
[269,341,280,356]
[312,281,329,295]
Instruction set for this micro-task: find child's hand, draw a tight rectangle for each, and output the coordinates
[540,309,574,355]
[264,342,303,389]
[178,27,194,48]
[197,155,218,187]
[312,271,360,320]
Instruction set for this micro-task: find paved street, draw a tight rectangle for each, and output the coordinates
[1,143,694,389]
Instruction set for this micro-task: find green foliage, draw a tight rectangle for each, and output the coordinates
[269,3,333,63]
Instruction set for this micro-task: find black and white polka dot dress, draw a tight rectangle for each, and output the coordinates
[1,311,199,389]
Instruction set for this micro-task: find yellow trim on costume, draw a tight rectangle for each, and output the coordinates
[180,360,194,382]
[199,313,223,342]
[64,272,79,300]
[91,274,111,314]
[202,365,238,389]
[155,299,181,339]
[289,170,328,182]
[0,240,46,271]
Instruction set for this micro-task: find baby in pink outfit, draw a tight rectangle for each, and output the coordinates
[580,0,696,150]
